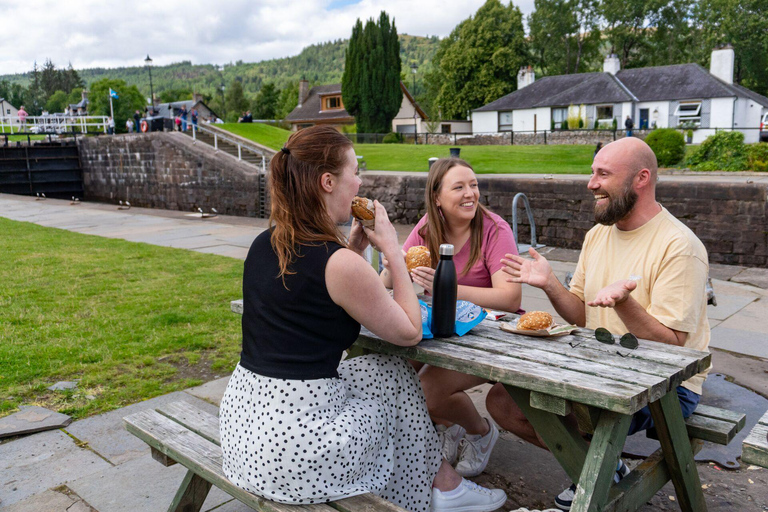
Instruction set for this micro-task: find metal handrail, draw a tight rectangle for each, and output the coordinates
[175,118,272,171]
[511,192,544,253]
[0,115,109,134]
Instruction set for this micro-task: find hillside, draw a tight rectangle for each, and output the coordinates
[1,34,439,100]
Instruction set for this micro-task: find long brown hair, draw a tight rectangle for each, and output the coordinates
[269,125,354,278]
[419,157,495,275]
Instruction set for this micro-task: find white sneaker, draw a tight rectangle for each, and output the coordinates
[431,478,507,512]
[436,423,467,465]
[455,419,499,477]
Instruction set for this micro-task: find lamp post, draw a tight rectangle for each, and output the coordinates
[411,63,418,143]
[144,55,154,114]
[410,63,418,96]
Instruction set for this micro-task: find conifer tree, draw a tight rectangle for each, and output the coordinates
[342,12,402,133]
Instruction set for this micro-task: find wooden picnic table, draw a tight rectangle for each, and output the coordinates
[230,300,712,512]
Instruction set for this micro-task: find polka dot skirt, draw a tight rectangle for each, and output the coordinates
[220,354,441,512]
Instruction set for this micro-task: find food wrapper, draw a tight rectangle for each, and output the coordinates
[499,318,578,337]
[420,300,487,339]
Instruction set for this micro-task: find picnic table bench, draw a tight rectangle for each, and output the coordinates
[124,400,407,512]
[228,299,744,512]
[742,409,768,468]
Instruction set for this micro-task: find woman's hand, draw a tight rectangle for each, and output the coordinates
[410,266,435,294]
[364,201,400,257]
[347,218,369,255]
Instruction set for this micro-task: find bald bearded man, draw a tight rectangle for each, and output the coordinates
[488,137,711,511]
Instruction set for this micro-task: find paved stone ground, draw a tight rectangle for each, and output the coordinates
[1,193,767,511]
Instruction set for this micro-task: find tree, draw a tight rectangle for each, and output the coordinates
[342,11,402,133]
[88,79,145,133]
[252,83,280,119]
[45,90,69,114]
[159,88,193,103]
[276,81,299,120]
[224,79,249,122]
[423,0,527,120]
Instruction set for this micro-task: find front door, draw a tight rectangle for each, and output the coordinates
[639,109,649,129]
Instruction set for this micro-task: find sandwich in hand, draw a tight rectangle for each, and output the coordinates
[406,246,431,273]
[351,196,375,230]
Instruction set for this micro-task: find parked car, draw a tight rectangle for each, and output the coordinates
[761,112,768,142]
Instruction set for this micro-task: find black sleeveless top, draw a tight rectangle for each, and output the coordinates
[239,229,361,380]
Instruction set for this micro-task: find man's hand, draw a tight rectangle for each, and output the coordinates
[587,280,638,308]
[501,248,553,289]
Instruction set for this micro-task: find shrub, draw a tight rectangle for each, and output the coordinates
[645,128,686,167]
[578,118,584,129]
[567,104,580,130]
[686,131,748,171]
[746,143,768,172]
[612,118,618,131]
[382,132,403,144]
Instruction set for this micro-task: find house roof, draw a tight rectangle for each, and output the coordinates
[154,100,218,119]
[475,63,768,111]
[400,82,428,120]
[285,84,354,123]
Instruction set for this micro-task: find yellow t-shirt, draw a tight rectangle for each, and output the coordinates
[569,206,710,394]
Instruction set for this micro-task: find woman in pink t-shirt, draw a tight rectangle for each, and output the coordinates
[381,157,522,478]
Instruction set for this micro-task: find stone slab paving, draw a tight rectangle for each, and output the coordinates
[0,406,72,439]
[0,429,111,508]
[184,376,231,407]
[0,489,94,512]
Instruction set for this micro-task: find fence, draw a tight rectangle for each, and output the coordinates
[344,127,767,146]
[0,115,109,135]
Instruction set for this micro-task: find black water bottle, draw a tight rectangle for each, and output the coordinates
[431,244,457,338]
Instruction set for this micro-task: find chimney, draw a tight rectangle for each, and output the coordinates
[298,80,309,107]
[517,66,535,90]
[81,89,89,102]
[603,54,621,75]
[193,92,203,104]
[710,44,734,84]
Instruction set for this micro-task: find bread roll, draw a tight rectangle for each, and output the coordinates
[351,196,375,229]
[516,311,554,331]
[406,246,431,273]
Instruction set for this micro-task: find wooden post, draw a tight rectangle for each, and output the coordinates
[168,469,212,512]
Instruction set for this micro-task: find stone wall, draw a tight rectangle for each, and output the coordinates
[358,173,768,267]
[415,130,650,146]
[78,132,266,217]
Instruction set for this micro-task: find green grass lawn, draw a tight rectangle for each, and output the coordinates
[0,218,243,419]
[3,134,46,142]
[218,123,595,174]
[220,123,291,150]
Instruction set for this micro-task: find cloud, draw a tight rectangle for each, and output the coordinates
[0,0,534,75]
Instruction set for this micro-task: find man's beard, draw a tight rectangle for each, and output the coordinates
[594,183,638,225]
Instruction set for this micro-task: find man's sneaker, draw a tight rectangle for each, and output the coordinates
[431,478,507,512]
[454,419,499,477]
[436,424,467,465]
[554,460,630,510]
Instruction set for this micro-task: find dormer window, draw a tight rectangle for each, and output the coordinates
[323,95,343,110]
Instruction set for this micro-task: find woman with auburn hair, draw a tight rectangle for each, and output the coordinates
[219,127,507,512]
[382,157,522,479]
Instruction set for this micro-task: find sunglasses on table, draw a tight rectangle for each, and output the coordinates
[569,328,639,355]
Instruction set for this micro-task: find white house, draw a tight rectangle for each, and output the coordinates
[0,98,19,123]
[392,83,472,134]
[473,46,768,144]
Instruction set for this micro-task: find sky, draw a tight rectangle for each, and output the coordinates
[0,0,536,76]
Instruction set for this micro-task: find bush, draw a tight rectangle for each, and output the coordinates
[746,143,768,172]
[382,132,403,144]
[645,128,686,167]
[686,131,748,171]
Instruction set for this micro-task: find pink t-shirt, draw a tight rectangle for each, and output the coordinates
[403,210,519,288]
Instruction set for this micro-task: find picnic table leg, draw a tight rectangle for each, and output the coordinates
[570,410,631,512]
[168,469,212,512]
[504,385,588,483]
[648,391,708,512]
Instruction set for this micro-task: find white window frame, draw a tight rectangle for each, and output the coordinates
[595,104,614,126]
[551,107,567,129]
[498,111,513,132]
[674,101,702,125]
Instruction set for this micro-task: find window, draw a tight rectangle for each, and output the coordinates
[324,96,342,110]
[499,112,513,131]
[595,105,614,126]
[674,101,702,126]
[551,108,567,129]
[441,124,451,134]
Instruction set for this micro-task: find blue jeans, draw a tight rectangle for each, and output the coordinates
[628,386,700,436]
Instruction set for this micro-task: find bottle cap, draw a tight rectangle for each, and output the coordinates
[439,244,454,256]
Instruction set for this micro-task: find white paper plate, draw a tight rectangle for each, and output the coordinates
[499,320,578,337]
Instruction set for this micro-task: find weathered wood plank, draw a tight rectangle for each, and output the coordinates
[693,404,746,431]
[358,332,649,414]
[742,423,768,469]
[530,392,572,416]
[648,392,707,512]
[439,332,670,402]
[605,440,704,512]
[157,401,221,445]
[504,385,588,483]
[684,414,740,445]
[327,493,408,512]
[571,411,631,512]
[168,469,212,512]
[756,409,768,427]
[572,404,600,435]
[151,446,177,467]
[123,410,339,512]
